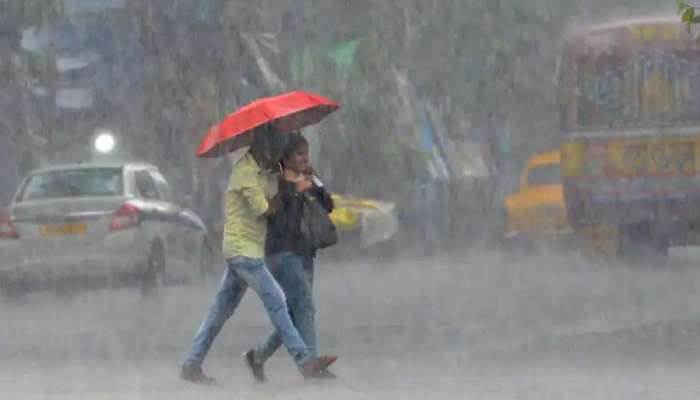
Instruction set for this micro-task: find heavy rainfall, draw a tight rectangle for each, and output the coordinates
[2,1,700,399]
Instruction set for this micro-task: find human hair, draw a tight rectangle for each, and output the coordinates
[250,124,288,169]
[280,131,308,167]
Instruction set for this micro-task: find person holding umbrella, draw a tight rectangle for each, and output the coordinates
[181,92,340,385]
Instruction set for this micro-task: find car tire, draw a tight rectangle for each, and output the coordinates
[499,233,534,257]
[141,242,165,299]
[198,240,214,283]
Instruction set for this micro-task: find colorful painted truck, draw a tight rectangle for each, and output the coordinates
[559,17,700,257]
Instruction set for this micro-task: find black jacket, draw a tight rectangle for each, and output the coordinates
[266,178,334,257]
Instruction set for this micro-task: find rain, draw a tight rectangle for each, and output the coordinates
[1,0,700,398]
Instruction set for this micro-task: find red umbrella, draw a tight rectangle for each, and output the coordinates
[196,91,339,157]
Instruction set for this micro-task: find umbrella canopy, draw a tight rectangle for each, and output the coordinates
[196,91,339,157]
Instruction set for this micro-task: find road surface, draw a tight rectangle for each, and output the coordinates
[2,248,700,399]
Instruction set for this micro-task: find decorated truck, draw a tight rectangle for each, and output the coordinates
[559,17,700,258]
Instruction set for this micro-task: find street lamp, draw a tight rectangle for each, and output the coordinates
[94,130,116,154]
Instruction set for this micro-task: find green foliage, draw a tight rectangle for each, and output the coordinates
[291,29,427,200]
[429,0,579,170]
[5,0,684,206]
[678,1,700,28]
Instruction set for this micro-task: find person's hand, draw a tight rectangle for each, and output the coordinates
[304,165,317,176]
[266,193,283,215]
[282,169,297,182]
[296,179,313,192]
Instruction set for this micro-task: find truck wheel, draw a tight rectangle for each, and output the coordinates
[620,224,669,264]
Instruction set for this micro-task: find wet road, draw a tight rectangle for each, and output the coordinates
[2,248,700,399]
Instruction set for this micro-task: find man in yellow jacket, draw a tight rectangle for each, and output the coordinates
[181,126,336,384]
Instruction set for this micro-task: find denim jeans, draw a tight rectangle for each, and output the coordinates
[254,252,316,363]
[184,256,311,367]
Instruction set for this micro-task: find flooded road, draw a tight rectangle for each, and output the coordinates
[2,249,700,399]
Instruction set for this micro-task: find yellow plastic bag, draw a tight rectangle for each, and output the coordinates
[329,206,359,231]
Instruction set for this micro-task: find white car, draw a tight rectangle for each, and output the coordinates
[0,162,215,298]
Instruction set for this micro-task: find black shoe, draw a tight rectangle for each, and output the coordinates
[244,350,267,383]
[180,363,217,386]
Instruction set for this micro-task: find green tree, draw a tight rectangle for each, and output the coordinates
[291,29,427,201]
[678,1,700,27]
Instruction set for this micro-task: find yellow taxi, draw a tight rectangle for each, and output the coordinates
[503,150,571,242]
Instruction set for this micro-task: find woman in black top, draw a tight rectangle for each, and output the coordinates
[245,132,336,381]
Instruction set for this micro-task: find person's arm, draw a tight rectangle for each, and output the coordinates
[268,180,303,235]
[239,183,270,217]
[316,186,334,213]
[230,163,271,217]
[309,175,334,213]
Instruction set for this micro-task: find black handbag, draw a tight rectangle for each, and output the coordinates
[300,194,338,250]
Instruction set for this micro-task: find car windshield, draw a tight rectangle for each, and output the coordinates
[18,168,123,202]
[527,164,561,186]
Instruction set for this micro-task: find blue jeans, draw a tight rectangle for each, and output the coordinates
[255,252,316,363]
[184,256,311,367]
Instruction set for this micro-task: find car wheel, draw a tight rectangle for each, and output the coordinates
[499,232,534,256]
[141,242,165,299]
[198,240,214,283]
